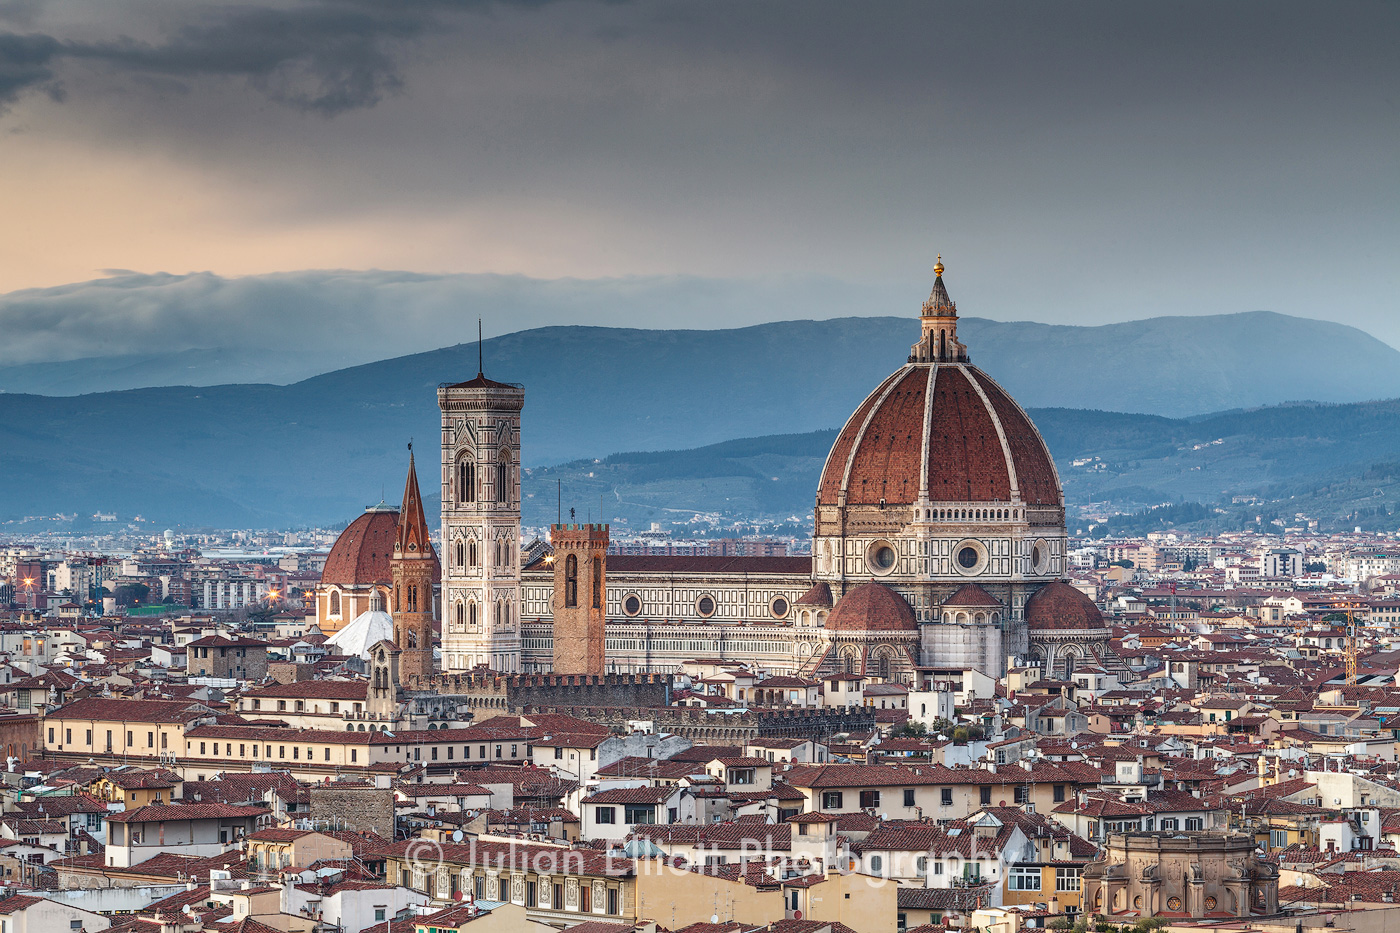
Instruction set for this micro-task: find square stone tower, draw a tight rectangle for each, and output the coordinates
[438,370,524,673]
[549,523,608,675]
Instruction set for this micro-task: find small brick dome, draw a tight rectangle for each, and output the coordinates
[796,582,834,608]
[941,583,1002,609]
[321,507,400,587]
[1024,581,1105,631]
[826,582,917,633]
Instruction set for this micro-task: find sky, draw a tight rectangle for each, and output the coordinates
[0,0,1395,363]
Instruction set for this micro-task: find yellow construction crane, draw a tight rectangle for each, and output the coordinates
[1342,600,1365,686]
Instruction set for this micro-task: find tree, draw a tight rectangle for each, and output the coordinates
[892,720,928,737]
[112,583,149,607]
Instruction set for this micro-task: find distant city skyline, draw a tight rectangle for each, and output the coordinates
[0,0,1395,356]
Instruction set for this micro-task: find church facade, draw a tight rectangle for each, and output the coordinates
[317,261,1112,682]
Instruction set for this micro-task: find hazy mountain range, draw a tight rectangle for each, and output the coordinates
[3,312,1400,529]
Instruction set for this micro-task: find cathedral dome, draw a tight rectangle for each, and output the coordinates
[1024,581,1105,631]
[825,583,917,633]
[321,506,400,587]
[815,264,1060,513]
[816,362,1061,509]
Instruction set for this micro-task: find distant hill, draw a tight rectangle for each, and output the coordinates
[5,311,1400,420]
[5,314,1400,528]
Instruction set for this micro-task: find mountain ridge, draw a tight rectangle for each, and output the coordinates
[2,313,1399,527]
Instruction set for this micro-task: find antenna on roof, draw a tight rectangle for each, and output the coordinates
[477,319,484,378]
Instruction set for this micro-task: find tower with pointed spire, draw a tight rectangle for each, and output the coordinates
[391,449,440,681]
[437,347,525,673]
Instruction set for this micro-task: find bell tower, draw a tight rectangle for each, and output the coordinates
[438,351,524,673]
[391,450,438,682]
[550,523,608,675]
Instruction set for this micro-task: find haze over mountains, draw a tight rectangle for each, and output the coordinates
[3,312,1400,529]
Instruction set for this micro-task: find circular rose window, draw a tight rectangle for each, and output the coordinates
[770,597,790,619]
[1134,896,1143,909]
[697,595,716,617]
[623,594,642,617]
[1168,896,1182,911]
[958,546,979,569]
[867,541,897,574]
[1205,896,1218,910]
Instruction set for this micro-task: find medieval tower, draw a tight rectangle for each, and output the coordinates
[549,523,608,675]
[391,451,438,681]
[438,366,524,673]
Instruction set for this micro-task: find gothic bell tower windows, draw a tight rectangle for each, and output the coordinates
[439,372,524,673]
[564,554,579,608]
[457,457,476,505]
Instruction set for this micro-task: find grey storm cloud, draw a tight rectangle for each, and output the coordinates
[0,0,557,113]
[0,268,901,372]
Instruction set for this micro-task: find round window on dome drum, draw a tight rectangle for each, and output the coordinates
[770,597,790,619]
[867,541,897,574]
[623,594,642,617]
[958,546,979,569]
[697,595,716,617]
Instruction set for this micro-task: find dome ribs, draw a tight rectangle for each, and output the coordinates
[845,368,929,506]
[926,367,1012,503]
[321,511,401,587]
[968,369,1062,507]
[818,368,905,505]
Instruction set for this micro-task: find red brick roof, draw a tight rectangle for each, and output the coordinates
[826,582,916,633]
[241,680,367,700]
[817,360,1061,508]
[942,583,1003,609]
[1025,582,1106,631]
[602,555,811,576]
[320,509,399,587]
[106,802,267,823]
[52,696,211,724]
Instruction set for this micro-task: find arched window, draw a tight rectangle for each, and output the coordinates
[455,602,465,630]
[407,585,418,613]
[406,629,418,649]
[878,653,891,680]
[592,557,602,609]
[455,540,465,568]
[469,540,478,567]
[458,458,476,505]
[469,601,478,628]
[871,855,883,875]
[496,449,511,504]
[329,590,341,616]
[564,554,578,608]
[843,652,855,675]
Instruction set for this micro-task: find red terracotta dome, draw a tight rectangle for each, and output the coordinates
[1024,581,1105,631]
[817,362,1061,508]
[942,583,1002,609]
[796,581,834,608]
[825,582,917,632]
[321,507,401,587]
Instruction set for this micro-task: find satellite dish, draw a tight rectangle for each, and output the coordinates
[452,830,463,842]
[711,916,719,924]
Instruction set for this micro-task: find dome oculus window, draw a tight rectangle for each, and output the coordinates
[867,540,898,575]
[697,595,717,618]
[953,539,987,576]
[622,594,642,617]
[1031,538,1050,575]
[770,597,790,619]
